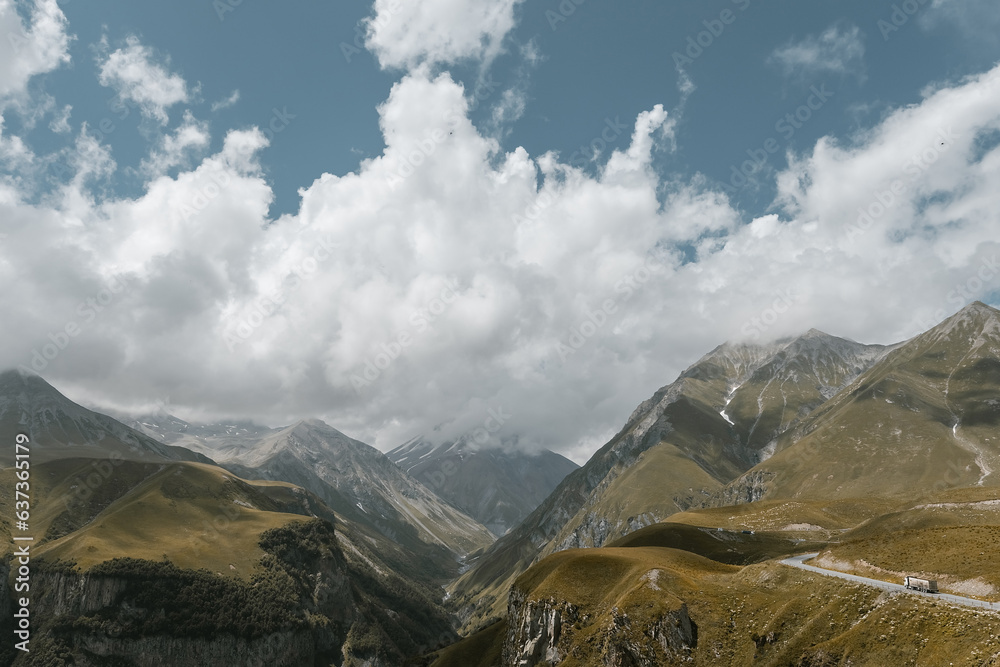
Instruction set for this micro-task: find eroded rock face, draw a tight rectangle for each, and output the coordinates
[600,606,696,666]
[708,469,776,507]
[502,588,577,666]
[502,588,697,667]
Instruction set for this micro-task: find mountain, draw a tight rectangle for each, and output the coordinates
[389,437,579,536]
[122,411,271,445]
[168,418,497,559]
[448,329,889,630]
[715,301,1000,505]
[5,459,459,665]
[0,369,210,465]
[0,374,466,665]
[719,329,889,457]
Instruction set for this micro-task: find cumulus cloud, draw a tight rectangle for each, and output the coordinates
[768,23,867,82]
[0,0,70,105]
[3,56,1000,463]
[98,36,190,124]
[364,0,523,70]
[140,111,210,177]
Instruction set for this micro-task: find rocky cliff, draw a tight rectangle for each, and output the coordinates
[501,582,696,666]
[13,520,452,667]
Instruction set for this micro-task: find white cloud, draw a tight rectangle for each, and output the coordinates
[211,89,240,112]
[0,0,71,105]
[49,103,71,133]
[2,63,1000,464]
[98,36,190,124]
[768,23,866,82]
[365,0,523,70]
[140,111,210,176]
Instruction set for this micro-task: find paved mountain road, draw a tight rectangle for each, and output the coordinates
[781,553,1000,612]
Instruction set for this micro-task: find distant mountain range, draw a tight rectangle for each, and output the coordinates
[118,412,497,560]
[389,437,578,537]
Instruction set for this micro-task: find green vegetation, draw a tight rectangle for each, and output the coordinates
[608,522,821,564]
[60,557,305,639]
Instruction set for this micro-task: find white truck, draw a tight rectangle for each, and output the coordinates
[904,576,938,593]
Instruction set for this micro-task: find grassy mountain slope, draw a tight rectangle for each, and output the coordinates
[715,302,1000,505]
[32,460,306,573]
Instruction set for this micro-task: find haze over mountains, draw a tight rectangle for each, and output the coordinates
[389,437,578,537]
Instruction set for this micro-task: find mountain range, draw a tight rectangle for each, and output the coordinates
[448,303,1000,633]
[3,301,1000,666]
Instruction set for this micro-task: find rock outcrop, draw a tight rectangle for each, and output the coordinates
[501,586,696,666]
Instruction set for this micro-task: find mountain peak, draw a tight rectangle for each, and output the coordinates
[959,300,1000,321]
[292,417,331,430]
[925,301,1000,343]
[800,328,830,339]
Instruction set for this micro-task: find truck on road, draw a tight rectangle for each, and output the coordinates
[904,576,938,593]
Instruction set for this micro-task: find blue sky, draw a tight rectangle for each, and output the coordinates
[2,0,1000,460]
[19,0,1000,218]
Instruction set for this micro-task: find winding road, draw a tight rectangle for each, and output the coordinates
[781,553,1000,612]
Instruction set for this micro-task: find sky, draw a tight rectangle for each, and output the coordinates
[2,0,1000,463]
